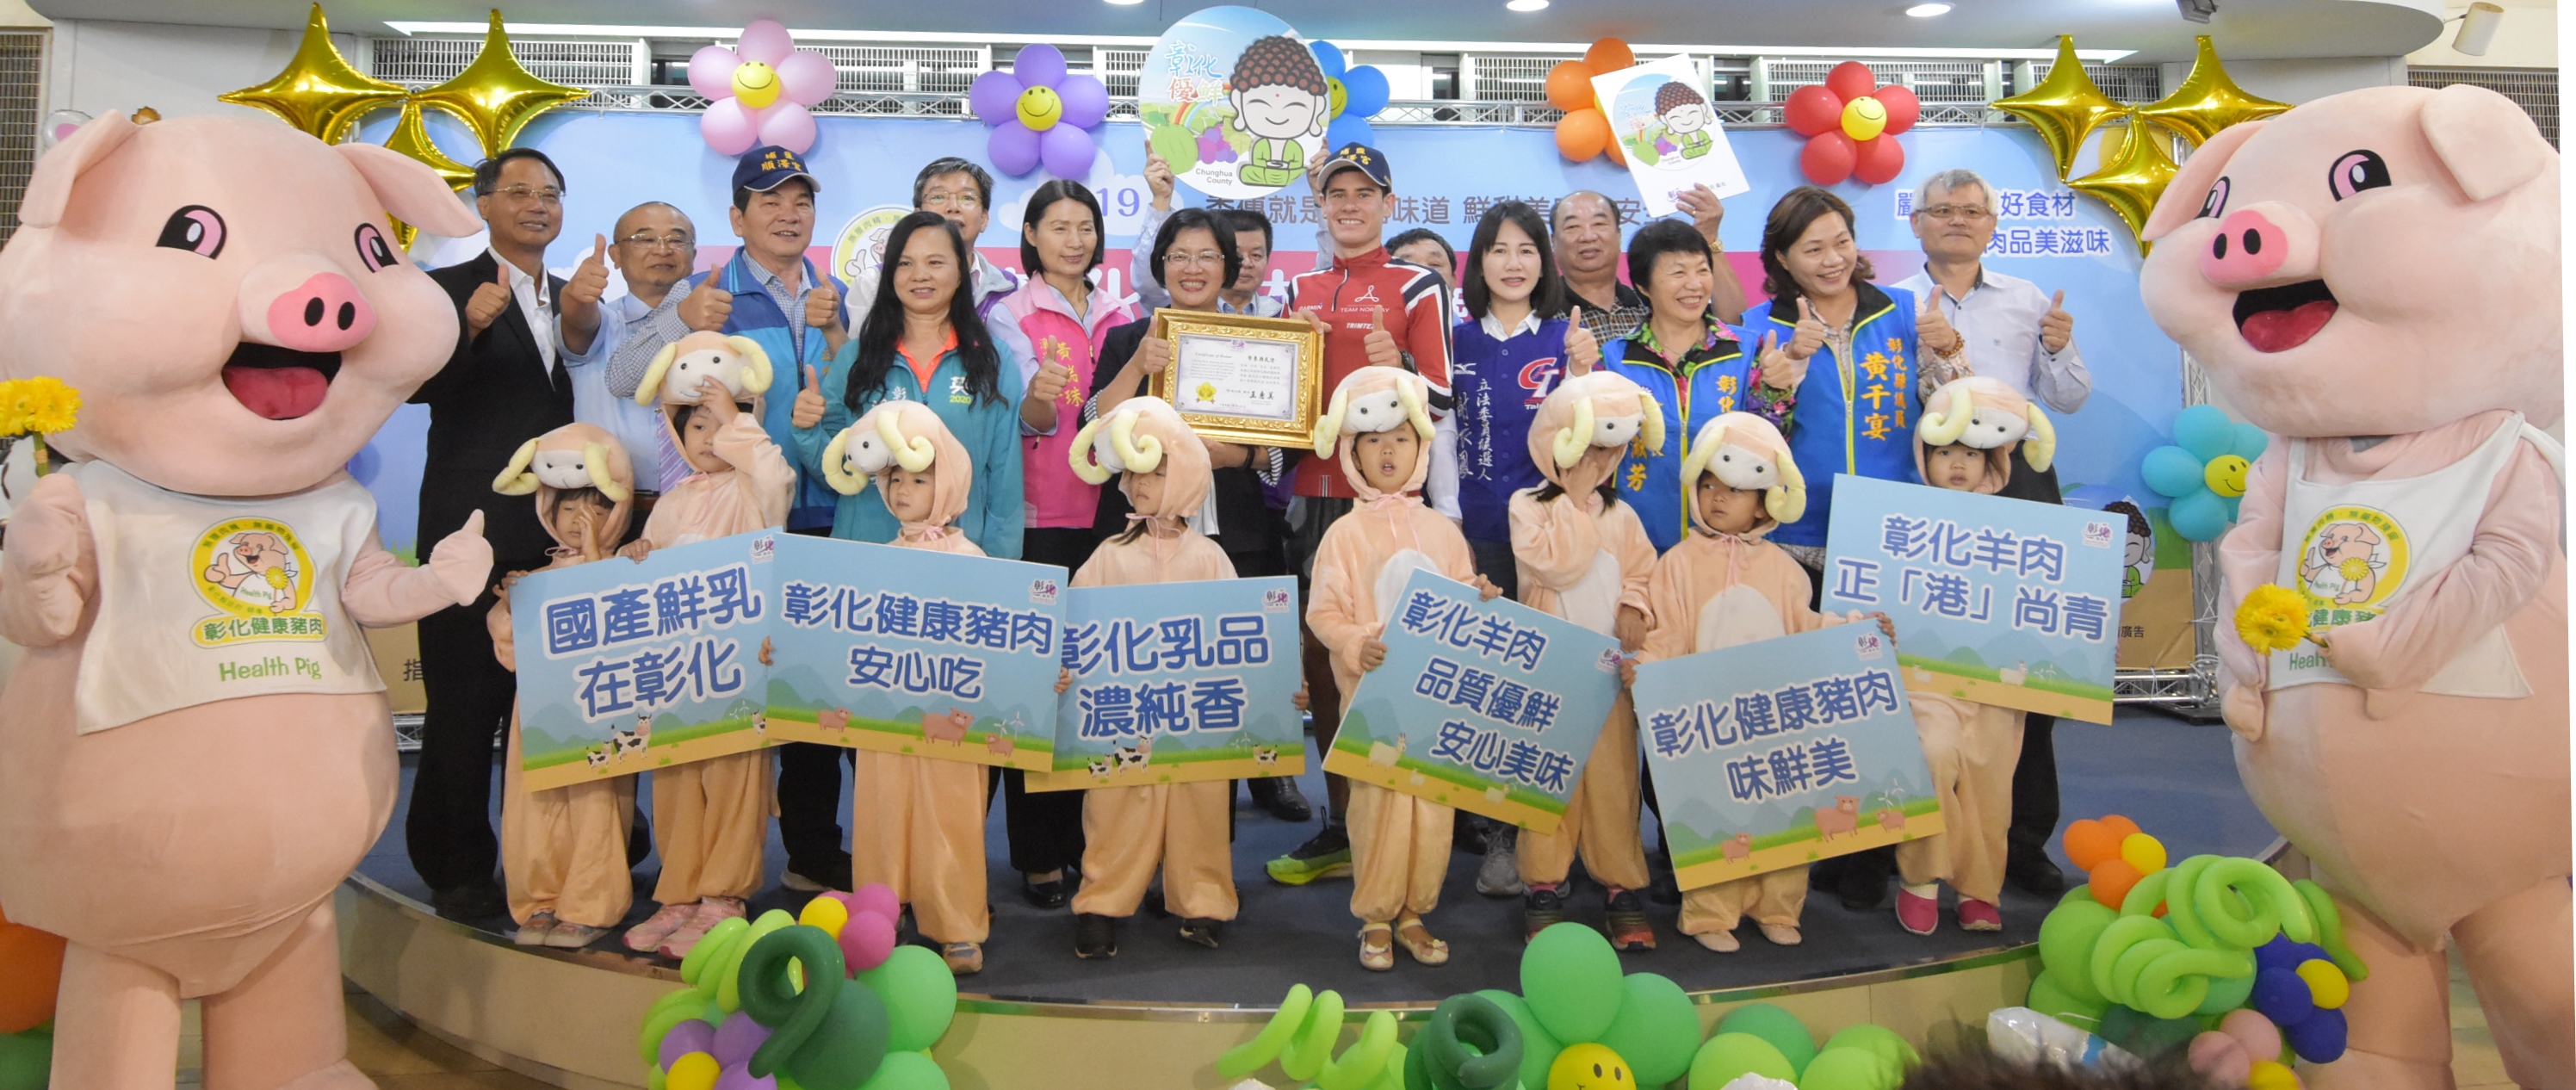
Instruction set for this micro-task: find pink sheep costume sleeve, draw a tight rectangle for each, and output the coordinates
[0,113,491,1090]
[1062,397,1242,926]
[1508,372,1663,901]
[2139,84,2570,1088]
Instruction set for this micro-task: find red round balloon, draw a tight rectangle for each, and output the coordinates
[1556,107,1609,161]
[1873,84,1922,134]
[1784,84,1844,137]
[0,917,65,1035]
[1801,132,1857,186]
[1545,60,1596,111]
[1854,134,1906,185]
[1825,61,1878,103]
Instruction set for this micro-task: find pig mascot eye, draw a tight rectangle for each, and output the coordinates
[353,223,399,272]
[156,205,226,258]
[2196,178,2230,220]
[2327,150,2392,201]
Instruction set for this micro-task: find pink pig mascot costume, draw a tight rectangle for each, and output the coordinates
[0,113,492,1088]
[2140,84,2569,1087]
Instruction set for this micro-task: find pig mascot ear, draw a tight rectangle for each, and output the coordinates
[2142,120,2269,244]
[2423,84,2554,203]
[334,143,481,239]
[20,110,142,229]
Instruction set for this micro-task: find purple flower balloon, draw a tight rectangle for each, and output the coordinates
[967,42,1111,178]
[658,1019,717,1071]
[713,1062,777,1090]
[1012,43,1068,90]
[1040,125,1097,180]
[710,1011,771,1067]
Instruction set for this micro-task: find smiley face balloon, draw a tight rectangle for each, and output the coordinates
[1018,85,1063,131]
[1549,1043,1637,1090]
[2204,454,2251,498]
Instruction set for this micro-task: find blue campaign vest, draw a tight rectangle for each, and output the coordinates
[700,251,850,531]
[1744,282,1924,548]
[1597,320,1761,554]
[1450,316,1571,542]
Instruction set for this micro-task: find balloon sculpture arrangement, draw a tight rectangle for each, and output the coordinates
[1218,924,1924,1090]
[1781,62,1922,187]
[690,20,839,156]
[1544,39,1638,164]
[969,44,1113,179]
[1310,42,1393,151]
[635,885,959,1090]
[2139,405,2269,543]
[1995,34,2289,245]
[0,903,65,1090]
[2026,815,2368,1090]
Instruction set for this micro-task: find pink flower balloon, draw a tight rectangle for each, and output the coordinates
[735,19,796,66]
[689,45,740,101]
[758,104,816,154]
[777,51,838,104]
[702,99,760,156]
[850,883,900,922]
[839,909,897,972]
[690,21,839,156]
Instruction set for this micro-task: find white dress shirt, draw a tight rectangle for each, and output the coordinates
[1892,263,2090,414]
[560,289,689,492]
[495,248,557,372]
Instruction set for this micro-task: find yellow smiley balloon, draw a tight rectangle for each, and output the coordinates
[2204,454,2251,498]
[1841,96,1888,142]
[1019,86,1063,131]
[733,61,782,110]
[1549,1043,1637,1090]
[1328,77,1349,119]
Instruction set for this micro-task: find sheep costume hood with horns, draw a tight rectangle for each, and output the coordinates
[630,330,794,548]
[1509,371,1662,637]
[1637,412,1851,667]
[1304,366,1482,703]
[820,400,982,554]
[1068,397,1234,587]
[492,422,637,565]
[1911,376,2057,495]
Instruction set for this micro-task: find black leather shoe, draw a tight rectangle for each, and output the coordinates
[1074,913,1118,959]
[1248,776,1312,823]
[430,882,506,924]
[1836,850,1892,912]
[1178,918,1223,949]
[1023,871,1073,910]
[2007,845,2069,896]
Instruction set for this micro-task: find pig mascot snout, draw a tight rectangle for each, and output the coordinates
[0,112,494,1089]
[2141,84,2568,1088]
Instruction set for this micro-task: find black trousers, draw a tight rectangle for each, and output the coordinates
[408,586,517,894]
[777,526,851,870]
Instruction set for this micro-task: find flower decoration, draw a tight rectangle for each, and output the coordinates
[1307,41,1391,150]
[688,19,837,156]
[1784,61,1921,186]
[2235,585,2311,654]
[1545,38,1636,164]
[0,376,80,480]
[2140,404,2268,542]
[967,43,1111,178]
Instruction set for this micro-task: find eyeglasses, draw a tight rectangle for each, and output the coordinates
[621,232,693,250]
[1916,203,1992,222]
[921,191,982,212]
[489,184,562,207]
[1165,249,1226,269]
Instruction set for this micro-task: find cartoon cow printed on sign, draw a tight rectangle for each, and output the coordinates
[1087,755,1114,782]
[1252,745,1279,769]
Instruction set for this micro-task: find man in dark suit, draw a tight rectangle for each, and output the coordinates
[406,149,578,920]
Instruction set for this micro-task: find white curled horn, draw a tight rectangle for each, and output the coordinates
[881,406,937,474]
[1637,390,1667,455]
[1681,418,1729,486]
[1917,382,1977,447]
[1396,374,1434,439]
[1110,406,1164,474]
[582,442,631,504]
[1067,416,1115,486]
[1311,382,1353,457]
[820,425,872,495]
[1552,395,1596,469]
[633,341,680,406]
[2022,403,2058,473]
[728,336,774,396]
[492,438,542,495]
[1769,447,1809,526]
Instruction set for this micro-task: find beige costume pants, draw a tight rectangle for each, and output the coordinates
[1893,699,2024,905]
[851,751,989,944]
[1681,867,1808,935]
[1517,694,1651,891]
[1071,781,1237,920]
[651,749,774,905]
[502,715,634,928]
[1347,782,1454,924]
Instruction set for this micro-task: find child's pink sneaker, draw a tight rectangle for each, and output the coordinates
[624,901,700,953]
[1957,898,2003,932]
[1896,885,1940,935]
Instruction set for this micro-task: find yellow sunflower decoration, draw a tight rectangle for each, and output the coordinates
[2233,584,2310,653]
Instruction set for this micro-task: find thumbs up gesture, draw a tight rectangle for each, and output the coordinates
[1916,295,1963,356]
[1027,360,1074,409]
[1564,306,1601,376]
[806,278,849,352]
[465,257,513,337]
[1362,306,1402,368]
[1756,329,1807,391]
[563,234,610,313]
[791,364,828,430]
[2040,288,2073,354]
[681,283,734,332]
[1788,297,1828,360]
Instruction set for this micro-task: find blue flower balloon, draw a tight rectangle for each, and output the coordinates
[1310,40,1391,150]
[2141,405,2269,542]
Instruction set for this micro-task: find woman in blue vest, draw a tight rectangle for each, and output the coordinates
[1452,200,1603,598]
[792,211,1027,557]
[1596,220,1797,554]
[1743,186,1967,585]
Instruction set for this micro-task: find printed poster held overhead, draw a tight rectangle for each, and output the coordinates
[1592,53,1750,218]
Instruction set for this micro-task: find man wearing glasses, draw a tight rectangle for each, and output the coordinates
[1892,167,2089,900]
[848,157,1019,328]
[406,148,582,923]
[559,201,694,496]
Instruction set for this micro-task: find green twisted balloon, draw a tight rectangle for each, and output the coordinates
[1411,993,1524,1090]
[1218,984,1316,1079]
[739,926,889,1090]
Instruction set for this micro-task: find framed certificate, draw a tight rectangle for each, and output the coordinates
[1146,309,1325,447]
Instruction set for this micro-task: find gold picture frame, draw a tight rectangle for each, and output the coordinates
[1145,308,1325,448]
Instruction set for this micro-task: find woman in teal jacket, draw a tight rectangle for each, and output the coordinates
[793,211,1027,557]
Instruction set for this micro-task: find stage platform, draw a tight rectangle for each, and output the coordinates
[341,709,2277,1088]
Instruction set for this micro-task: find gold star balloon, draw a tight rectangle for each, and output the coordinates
[2070,113,2182,248]
[378,98,476,249]
[1994,35,2127,181]
[217,4,406,143]
[2138,36,2292,146]
[409,9,589,158]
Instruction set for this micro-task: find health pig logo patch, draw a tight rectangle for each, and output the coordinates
[190,517,328,647]
[2295,505,2409,626]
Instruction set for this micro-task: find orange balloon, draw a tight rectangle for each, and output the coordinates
[1545,60,1597,111]
[1555,108,1608,161]
[2100,814,2144,841]
[1603,134,1626,166]
[2090,859,2146,911]
[1585,38,1635,73]
[2063,819,2120,871]
[0,916,66,1035]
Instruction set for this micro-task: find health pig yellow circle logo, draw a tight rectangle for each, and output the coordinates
[2294,505,2408,623]
[193,517,314,618]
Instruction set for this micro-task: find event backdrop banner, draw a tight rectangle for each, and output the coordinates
[1027,576,1306,792]
[1634,623,1941,888]
[762,535,1064,771]
[509,532,776,790]
[1325,568,1623,833]
[1821,475,2127,723]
